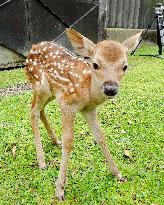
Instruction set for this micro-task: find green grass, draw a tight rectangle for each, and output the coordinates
[0,68,26,89]
[0,44,164,205]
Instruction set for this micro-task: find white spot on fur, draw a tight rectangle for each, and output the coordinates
[87,70,92,74]
[53,70,70,83]
[55,50,59,55]
[34,74,38,78]
[70,87,75,93]
[83,70,87,74]
[41,72,46,84]
[70,62,74,66]
[63,87,68,92]
[30,49,37,54]
[29,67,33,71]
[57,63,61,68]
[33,61,37,66]
[58,67,63,71]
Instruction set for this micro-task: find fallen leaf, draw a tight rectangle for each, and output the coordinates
[160,165,164,169]
[15,186,19,193]
[12,146,17,157]
[121,130,126,134]
[128,120,133,124]
[124,150,130,157]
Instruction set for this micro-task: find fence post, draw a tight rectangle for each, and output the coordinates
[98,0,108,41]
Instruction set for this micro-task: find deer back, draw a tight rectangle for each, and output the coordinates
[25,42,92,104]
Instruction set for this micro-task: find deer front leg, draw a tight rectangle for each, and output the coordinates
[83,109,127,182]
[55,109,75,201]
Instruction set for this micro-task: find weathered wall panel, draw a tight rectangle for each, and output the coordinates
[0,0,28,55]
[100,0,164,29]
[0,0,98,68]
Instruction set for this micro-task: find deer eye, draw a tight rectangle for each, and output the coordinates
[123,65,128,71]
[93,63,99,69]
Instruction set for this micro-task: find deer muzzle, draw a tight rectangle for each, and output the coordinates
[101,80,119,97]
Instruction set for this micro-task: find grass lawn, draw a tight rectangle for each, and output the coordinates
[0,45,164,205]
[0,68,26,89]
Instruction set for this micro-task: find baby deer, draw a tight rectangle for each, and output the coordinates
[25,28,142,201]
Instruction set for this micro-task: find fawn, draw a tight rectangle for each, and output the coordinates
[25,28,142,201]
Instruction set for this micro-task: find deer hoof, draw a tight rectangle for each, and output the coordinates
[55,189,65,201]
[119,176,127,183]
[52,139,62,146]
[116,173,127,183]
[56,140,62,145]
[39,162,47,170]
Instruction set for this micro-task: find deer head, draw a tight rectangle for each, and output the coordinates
[66,29,142,101]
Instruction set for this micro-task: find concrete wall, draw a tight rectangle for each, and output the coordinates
[0,44,25,69]
[105,28,157,43]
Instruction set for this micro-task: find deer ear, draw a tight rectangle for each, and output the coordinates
[122,31,143,52]
[66,28,95,58]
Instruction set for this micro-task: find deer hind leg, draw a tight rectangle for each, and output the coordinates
[40,99,61,145]
[31,91,51,169]
[82,109,127,182]
[55,108,76,201]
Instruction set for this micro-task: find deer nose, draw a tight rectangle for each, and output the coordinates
[102,81,119,97]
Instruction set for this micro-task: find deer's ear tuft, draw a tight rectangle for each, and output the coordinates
[66,28,84,48]
[122,30,143,53]
[66,28,95,58]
